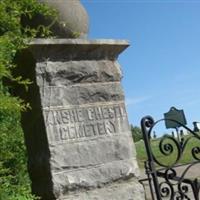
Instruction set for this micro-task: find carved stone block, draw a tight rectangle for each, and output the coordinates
[16,39,144,200]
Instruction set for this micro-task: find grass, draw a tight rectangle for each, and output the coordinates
[135,135,200,168]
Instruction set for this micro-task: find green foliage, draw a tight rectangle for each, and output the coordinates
[0,105,33,200]
[0,0,56,199]
[131,125,143,142]
[135,134,200,168]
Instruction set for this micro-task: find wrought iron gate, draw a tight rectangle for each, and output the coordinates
[140,116,200,200]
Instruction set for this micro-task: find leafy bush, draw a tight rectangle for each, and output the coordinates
[0,0,56,199]
[131,125,143,142]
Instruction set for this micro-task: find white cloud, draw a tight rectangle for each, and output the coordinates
[125,96,151,106]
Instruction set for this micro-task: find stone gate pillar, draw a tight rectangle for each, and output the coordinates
[16,38,145,199]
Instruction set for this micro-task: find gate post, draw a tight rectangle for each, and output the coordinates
[141,116,162,200]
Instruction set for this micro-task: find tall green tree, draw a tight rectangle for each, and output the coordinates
[0,1,56,199]
[131,125,143,142]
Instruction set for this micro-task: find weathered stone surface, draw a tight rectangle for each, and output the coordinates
[63,180,144,200]
[40,84,124,107]
[52,159,140,196]
[36,61,122,86]
[16,39,144,200]
[29,39,129,61]
[49,135,134,170]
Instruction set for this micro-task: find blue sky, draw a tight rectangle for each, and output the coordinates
[82,0,200,130]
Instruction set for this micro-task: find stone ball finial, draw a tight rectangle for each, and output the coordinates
[39,0,89,38]
[23,0,89,38]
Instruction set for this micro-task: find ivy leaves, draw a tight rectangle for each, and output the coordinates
[0,1,56,199]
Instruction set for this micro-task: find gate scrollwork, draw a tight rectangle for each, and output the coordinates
[140,116,200,200]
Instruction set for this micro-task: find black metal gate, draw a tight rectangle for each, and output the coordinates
[140,116,200,200]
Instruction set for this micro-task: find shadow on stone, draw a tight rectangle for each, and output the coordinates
[14,50,55,199]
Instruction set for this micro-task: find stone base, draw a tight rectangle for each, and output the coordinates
[62,179,145,200]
